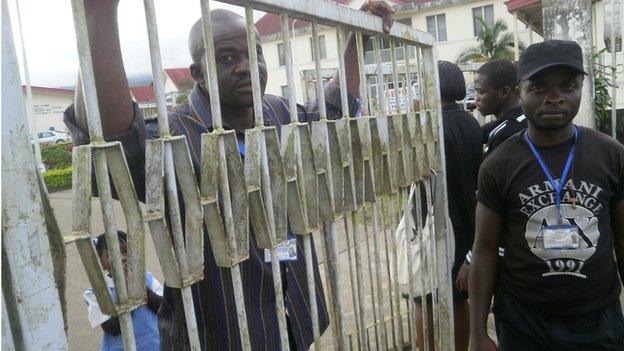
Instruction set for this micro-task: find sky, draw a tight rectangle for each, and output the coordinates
[8,0,260,88]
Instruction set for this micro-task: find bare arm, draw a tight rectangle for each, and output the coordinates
[74,0,133,137]
[613,200,624,287]
[331,1,394,99]
[468,203,502,351]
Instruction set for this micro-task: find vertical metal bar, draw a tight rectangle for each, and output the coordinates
[69,0,136,348]
[414,184,431,351]
[13,0,43,170]
[281,14,299,122]
[610,0,617,139]
[199,2,251,348]
[255,9,290,351]
[312,22,327,120]
[362,208,380,350]
[350,211,369,351]
[143,1,200,348]
[356,32,370,116]
[343,215,362,349]
[336,26,351,117]
[370,204,388,350]
[379,200,397,349]
[404,45,413,114]
[422,44,455,351]
[387,194,405,350]
[424,177,441,350]
[2,2,68,346]
[322,221,346,350]
[390,41,401,114]
[403,186,419,350]
[373,37,387,116]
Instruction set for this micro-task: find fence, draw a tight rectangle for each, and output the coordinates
[2,0,455,350]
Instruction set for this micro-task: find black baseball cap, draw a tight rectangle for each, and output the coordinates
[517,39,587,82]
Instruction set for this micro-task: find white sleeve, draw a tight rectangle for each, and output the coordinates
[83,289,111,328]
[146,272,164,296]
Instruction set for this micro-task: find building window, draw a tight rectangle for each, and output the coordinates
[309,35,327,61]
[426,14,447,42]
[281,85,289,98]
[278,43,285,66]
[472,5,494,37]
[397,17,412,26]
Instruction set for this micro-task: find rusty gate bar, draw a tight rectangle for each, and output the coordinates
[141,0,203,348]
[2,0,68,347]
[198,1,252,348]
[246,6,291,350]
[68,0,151,349]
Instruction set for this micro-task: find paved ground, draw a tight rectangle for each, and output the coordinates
[52,189,623,350]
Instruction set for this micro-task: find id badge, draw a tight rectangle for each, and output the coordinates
[543,224,580,250]
[264,238,298,263]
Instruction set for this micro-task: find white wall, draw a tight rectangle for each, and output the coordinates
[26,91,74,132]
[593,0,623,109]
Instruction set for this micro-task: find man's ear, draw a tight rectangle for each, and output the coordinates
[500,86,512,99]
[190,63,204,84]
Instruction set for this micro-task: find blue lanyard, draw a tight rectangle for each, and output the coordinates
[524,126,578,221]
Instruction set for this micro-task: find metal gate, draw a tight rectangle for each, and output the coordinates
[2,0,454,350]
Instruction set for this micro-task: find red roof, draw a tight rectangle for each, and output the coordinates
[23,86,74,96]
[255,0,406,36]
[129,85,155,103]
[163,68,194,91]
[506,0,541,12]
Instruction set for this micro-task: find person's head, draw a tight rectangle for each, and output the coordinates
[474,59,518,117]
[437,61,466,105]
[95,231,127,275]
[517,40,585,132]
[188,9,267,109]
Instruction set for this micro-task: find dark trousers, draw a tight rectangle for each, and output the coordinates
[494,289,624,351]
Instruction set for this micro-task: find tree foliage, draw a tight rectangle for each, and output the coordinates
[456,18,524,63]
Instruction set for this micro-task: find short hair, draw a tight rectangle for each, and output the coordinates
[94,231,127,257]
[476,59,517,91]
[437,61,466,102]
[188,10,246,64]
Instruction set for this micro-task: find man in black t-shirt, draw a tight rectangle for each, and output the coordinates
[457,59,527,292]
[469,40,624,351]
[475,59,528,157]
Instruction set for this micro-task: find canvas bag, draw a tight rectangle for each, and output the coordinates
[393,183,454,298]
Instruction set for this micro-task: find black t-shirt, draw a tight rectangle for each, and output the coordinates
[443,105,483,261]
[483,106,528,157]
[478,126,624,316]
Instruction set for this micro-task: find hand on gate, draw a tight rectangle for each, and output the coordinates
[455,260,470,291]
[360,1,395,33]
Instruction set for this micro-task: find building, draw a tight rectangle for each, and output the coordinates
[130,85,157,118]
[22,86,74,133]
[258,0,540,105]
[163,67,195,105]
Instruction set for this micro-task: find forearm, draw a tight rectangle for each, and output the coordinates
[468,246,498,338]
[76,0,133,137]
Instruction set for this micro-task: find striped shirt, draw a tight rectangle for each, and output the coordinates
[64,83,356,350]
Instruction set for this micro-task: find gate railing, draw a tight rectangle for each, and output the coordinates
[2,0,455,350]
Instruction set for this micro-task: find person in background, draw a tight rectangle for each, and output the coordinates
[475,59,527,157]
[414,61,482,351]
[469,39,624,351]
[456,59,526,292]
[84,231,163,351]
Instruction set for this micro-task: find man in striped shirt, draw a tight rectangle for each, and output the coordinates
[64,1,395,349]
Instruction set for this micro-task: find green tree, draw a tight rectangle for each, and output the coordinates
[456,18,524,63]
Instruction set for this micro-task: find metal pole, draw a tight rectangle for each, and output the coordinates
[2,2,68,347]
[69,0,137,348]
[610,0,617,139]
[142,1,201,348]
[514,12,520,61]
[252,9,290,350]
[13,0,43,171]
[199,2,251,348]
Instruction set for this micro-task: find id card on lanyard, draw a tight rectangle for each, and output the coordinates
[524,126,580,250]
